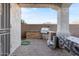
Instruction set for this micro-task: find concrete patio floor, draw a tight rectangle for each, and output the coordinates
[10,39,71,56]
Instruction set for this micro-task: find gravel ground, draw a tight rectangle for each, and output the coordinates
[10,39,71,56]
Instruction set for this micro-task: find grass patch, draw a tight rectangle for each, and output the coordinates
[21,40,31,45]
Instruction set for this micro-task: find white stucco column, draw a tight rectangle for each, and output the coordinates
[57,7,70,37]
[10,4,21,54]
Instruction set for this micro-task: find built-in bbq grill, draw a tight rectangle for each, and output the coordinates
[41,27,49,40]
[41,27,49,34]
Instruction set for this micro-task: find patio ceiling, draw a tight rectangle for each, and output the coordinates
[17,3,62,10]
[17,3,72,11]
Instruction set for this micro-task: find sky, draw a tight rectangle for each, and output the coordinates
[69,3,79,24]
[21,3,79,24]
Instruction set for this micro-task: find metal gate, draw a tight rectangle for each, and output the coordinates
[0,3,10,56]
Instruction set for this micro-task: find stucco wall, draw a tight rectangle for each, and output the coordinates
[10,4,21,54]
